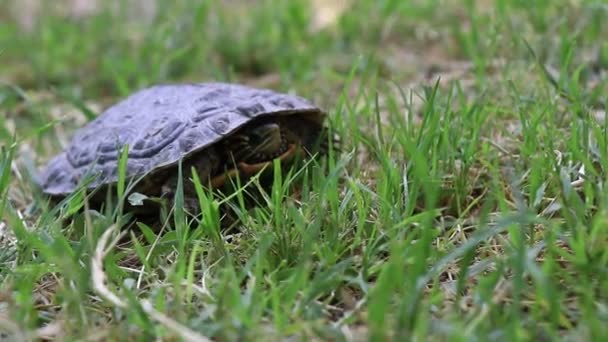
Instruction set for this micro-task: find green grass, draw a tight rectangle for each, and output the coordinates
[2,0,608,340]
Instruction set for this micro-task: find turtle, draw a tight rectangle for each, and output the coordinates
[39,82,334,214]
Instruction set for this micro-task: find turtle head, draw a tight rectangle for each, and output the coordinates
[228,122,288,164]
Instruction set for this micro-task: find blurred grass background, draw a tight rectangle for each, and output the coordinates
[1,0,608,340]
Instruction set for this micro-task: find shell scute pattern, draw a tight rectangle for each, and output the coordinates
[41,155,78,194]
[178,128,203,153]
[196,86,229,103]
[66,146,94,168]
[98,138,121,153]
[235,102,266,117]
[40,82,322,195]
[130,119,186,159]
[193,106,220,122]
[210,116,230,135]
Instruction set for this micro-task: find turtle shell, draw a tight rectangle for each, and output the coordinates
[40,83,325,196]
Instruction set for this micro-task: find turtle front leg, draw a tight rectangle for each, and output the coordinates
[161,175,203,216]
[161,151,220,216]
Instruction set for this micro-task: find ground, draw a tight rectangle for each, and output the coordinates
[1,0,608,340]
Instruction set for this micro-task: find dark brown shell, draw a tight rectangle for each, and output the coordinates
[40,83,324,195]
